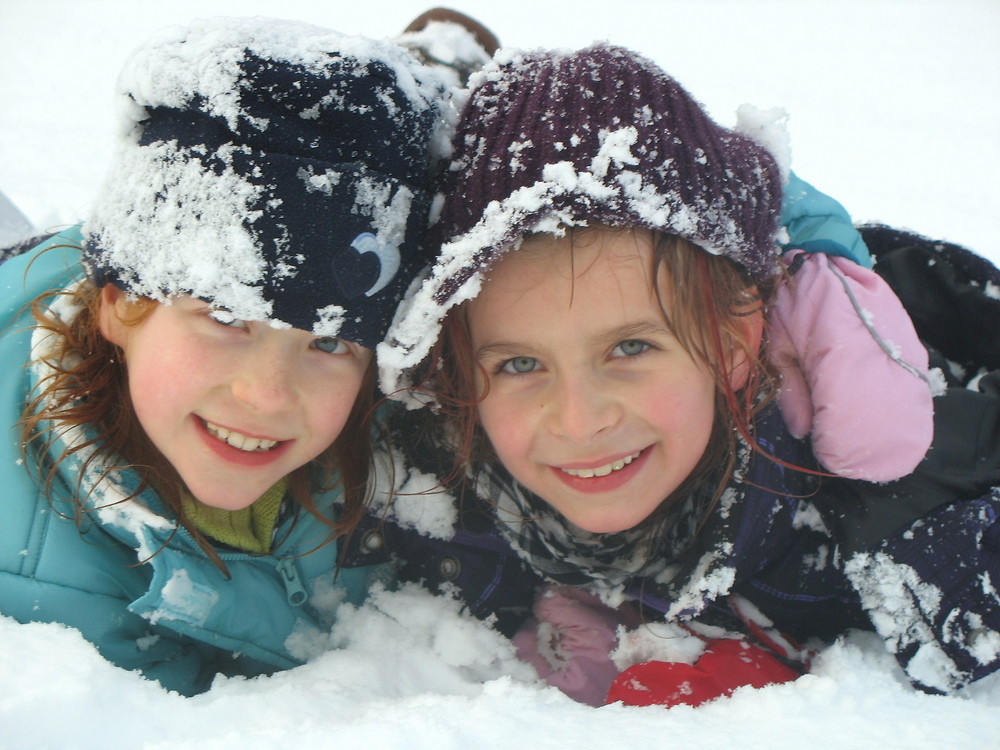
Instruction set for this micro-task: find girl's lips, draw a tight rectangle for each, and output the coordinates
[549,447,651,494]
[195,417,292,467]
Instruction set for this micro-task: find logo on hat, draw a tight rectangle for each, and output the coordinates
[331,232,401,300]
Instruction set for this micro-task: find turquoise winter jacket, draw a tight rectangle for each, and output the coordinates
[0,229,384,695]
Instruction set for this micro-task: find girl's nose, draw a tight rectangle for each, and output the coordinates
[230,340,298,413]
[544,372,621,444]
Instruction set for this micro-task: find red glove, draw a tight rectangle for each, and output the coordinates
[606,638,800,708]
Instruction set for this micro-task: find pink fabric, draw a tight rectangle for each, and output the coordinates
[768,250,934,481]
[513,585,639,706]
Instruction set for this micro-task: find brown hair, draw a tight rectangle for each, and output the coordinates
[415,228,779,526]
[19,273,376,572]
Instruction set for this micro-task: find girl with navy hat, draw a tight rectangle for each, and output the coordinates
[0,16,449,695]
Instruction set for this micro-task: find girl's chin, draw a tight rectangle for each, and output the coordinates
[545,496,656,534]
[566,515,646,535]
[184,486,266,511]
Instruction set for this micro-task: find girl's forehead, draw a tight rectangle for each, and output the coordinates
[470,230,667,325]
[487,228,659,289]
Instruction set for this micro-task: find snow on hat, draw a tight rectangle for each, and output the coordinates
[83,17,449,349]
[378,43,783,401]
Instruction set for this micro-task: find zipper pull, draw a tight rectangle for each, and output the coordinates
[276,558,308,607]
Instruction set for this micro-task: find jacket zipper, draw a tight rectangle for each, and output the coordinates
[165,523,310,607]
[275,558,309,606]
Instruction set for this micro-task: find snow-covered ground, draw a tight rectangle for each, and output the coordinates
[1,1,998,747]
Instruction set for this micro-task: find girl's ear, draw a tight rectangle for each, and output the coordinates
[97,284,128,347]
[726,287,765,391]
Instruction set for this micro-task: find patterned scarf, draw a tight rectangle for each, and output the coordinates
[476,460,738,590]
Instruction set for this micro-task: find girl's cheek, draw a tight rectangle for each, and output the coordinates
[481,399,532,453]
[477,400,506,442]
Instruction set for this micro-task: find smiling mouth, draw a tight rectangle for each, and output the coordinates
[559,451,642,479]
[204,420,279,453]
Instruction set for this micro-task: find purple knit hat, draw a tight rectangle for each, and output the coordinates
[378,43,783,401]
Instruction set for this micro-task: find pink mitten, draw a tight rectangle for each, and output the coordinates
[768,250,934,481]
[513,585,638,706]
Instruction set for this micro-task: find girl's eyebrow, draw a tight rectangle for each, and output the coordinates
[474,320,672,361]
[603,320,673,344]
[474,341,534,362]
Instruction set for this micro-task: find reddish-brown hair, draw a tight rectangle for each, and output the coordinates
[19,274,376,572]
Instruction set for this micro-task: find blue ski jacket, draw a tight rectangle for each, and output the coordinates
[0,229,384,695]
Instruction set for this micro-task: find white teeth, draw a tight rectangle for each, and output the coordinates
[205,421,278,452]
[561,451,641,479]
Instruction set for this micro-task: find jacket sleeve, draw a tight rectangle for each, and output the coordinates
[0,569,235,696]
[865,224,1000,380]
[839,380,1000,693]
[846,492,1000,693]
[779,172,872,267]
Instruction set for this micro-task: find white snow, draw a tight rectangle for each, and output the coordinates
[2,1,999,747]
[368,448,460,539]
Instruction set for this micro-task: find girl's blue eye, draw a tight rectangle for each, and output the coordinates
[209,310,248,329]
[313,337,349,355]
[500,356,539,374]
[614,339,649,357]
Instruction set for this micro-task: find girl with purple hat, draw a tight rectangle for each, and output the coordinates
[369,44,1000,706]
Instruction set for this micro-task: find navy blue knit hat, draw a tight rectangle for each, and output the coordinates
[379,43,783,399]
[84,17,449,349]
